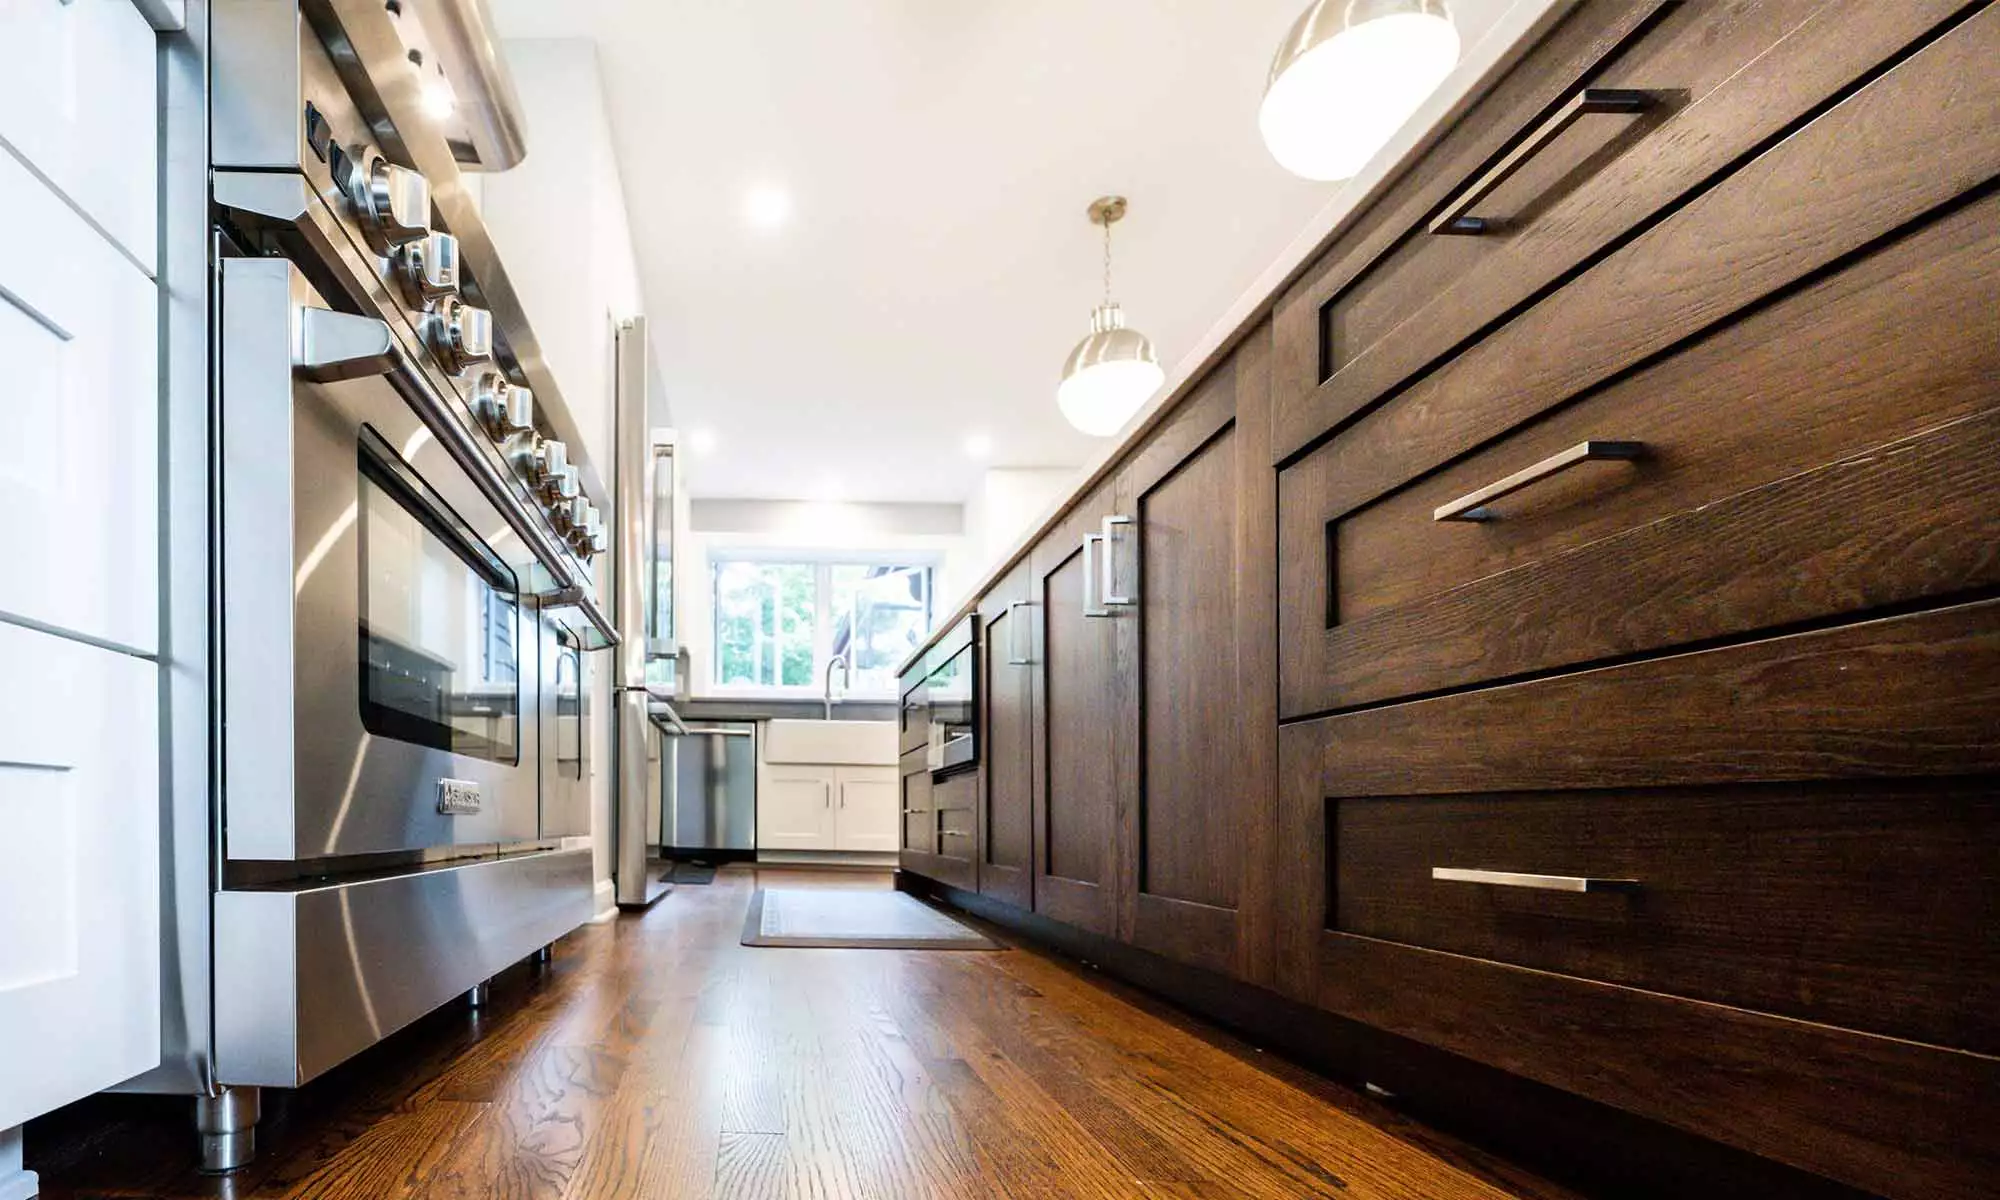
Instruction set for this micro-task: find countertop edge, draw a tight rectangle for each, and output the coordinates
[897,0,1577,678]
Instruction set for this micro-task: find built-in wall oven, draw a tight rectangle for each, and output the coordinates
[147,0,619,1171]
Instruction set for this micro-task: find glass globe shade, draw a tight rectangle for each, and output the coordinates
[1259,7,1460,182]
[1058,358,1166,437]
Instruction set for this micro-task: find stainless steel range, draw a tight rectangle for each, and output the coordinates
[139,0,616,1171]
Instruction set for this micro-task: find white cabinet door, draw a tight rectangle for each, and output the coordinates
[0,150,158,652]
[758,766,834,850]
[833,766,900,852]
[0,0,159,270]
[0,624,159,1132]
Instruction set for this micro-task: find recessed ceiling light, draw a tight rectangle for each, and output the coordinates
[963,433,993,459]
[744,184,792,231]
[687,429,717,454]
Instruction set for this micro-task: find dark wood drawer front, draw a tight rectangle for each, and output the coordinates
[1334,782,2000,1054]
[901,769,931,855]
[1273,0,1969,460]
[1319,597,2000,799]
[1279,190,2000,714]
[935,772,977,861]
[1280,0,2000,476]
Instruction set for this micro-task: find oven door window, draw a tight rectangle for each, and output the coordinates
[357,427,521,764]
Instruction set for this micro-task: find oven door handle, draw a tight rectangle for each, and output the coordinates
[294,304,620,650]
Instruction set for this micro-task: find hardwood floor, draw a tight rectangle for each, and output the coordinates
[27,867,1574,1199]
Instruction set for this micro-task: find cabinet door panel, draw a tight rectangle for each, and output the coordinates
[1032,490,1122,935]
[759,768,833,850]
[833,768,899,851]
[0,152,158,652]
[978,561,1034,909]
[0,0,158,268]
[0,625,159,1131]
[1137,425,1240,911]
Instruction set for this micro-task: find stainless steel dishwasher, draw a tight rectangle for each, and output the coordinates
[656,718,757,862]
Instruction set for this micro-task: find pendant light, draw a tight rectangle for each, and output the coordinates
[1057,196,1164,437]
[1260,0,1461,182]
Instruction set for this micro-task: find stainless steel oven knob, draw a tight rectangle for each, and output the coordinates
[350,155,430,253]
[567,498,593,544]
[536,439,569,489]
[501,385,534,435]
[554,465,581,502]
[588,524,609,557]
[429,297,493,375]
[396,231,459,304]
[469,370,508,436]
[509,431,543,477]
[576,506,605,556]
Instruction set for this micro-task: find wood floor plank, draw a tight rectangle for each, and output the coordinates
[27,867,1571,1200]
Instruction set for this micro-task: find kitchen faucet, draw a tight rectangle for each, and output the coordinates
[822,654,849,720]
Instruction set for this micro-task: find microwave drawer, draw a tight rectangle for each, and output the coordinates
[1278,189,2000,716]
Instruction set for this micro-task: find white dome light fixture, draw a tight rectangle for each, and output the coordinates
[1058,196,1164,437]
[1259,0,1461,182]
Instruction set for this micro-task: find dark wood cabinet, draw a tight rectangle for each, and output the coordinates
[1027,484,1124,937]
[894,4,1999,1195]
[1108,326,1278,982]
[976,559,1035,910]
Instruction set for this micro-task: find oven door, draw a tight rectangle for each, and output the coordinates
[221,258,542,861]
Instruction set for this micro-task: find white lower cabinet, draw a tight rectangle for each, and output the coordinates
[0,624,160,1134]
[832,768,900,851]
[757,763,900,852]
[0,146,159,653]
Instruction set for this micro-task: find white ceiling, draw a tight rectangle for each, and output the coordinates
[490,0,1511,502]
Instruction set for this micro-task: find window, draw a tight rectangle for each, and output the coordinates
[711,557,933,696]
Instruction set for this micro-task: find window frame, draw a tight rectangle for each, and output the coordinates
[706,548,937,699]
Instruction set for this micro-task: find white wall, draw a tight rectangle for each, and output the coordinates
[962,467,1079,578]
[477,39,646,913]
[679,499,969,698]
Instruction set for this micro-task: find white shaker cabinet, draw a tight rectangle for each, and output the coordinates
[832,767,900,851]
[0,148,159,653]
[0,0,160,270]
[0,624,160,1132]
[756,763,900,852]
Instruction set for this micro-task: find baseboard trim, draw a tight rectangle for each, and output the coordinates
[588,879,617,923]
[900,873,1873,1200]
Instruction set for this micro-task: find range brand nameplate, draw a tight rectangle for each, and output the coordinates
[437,778,483,815]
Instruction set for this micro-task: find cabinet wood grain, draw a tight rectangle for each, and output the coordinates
[978,560,1036,910]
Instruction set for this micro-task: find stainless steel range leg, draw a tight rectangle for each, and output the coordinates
[465,980,491,1009]
[533,943,554,967]
[195,1085,261,1174]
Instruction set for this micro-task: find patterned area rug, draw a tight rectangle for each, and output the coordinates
[741,888,1000,949]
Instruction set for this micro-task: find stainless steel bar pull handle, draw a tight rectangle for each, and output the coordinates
[1100,514,1135,607]
[1434,440,1646,522]
[1432,867,1639,893]
[1081,533,1110,618]
[1430,89,1654,236]
[1006,600,1033,665]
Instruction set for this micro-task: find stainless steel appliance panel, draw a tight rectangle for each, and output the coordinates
[539,616,592,838]
[214,847,591,1086]
[222,258,542,860]
[666,724,757,852]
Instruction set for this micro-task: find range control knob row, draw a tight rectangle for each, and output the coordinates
[396,231,459,304]
[429,297,492,375]
[348,154,430,254]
